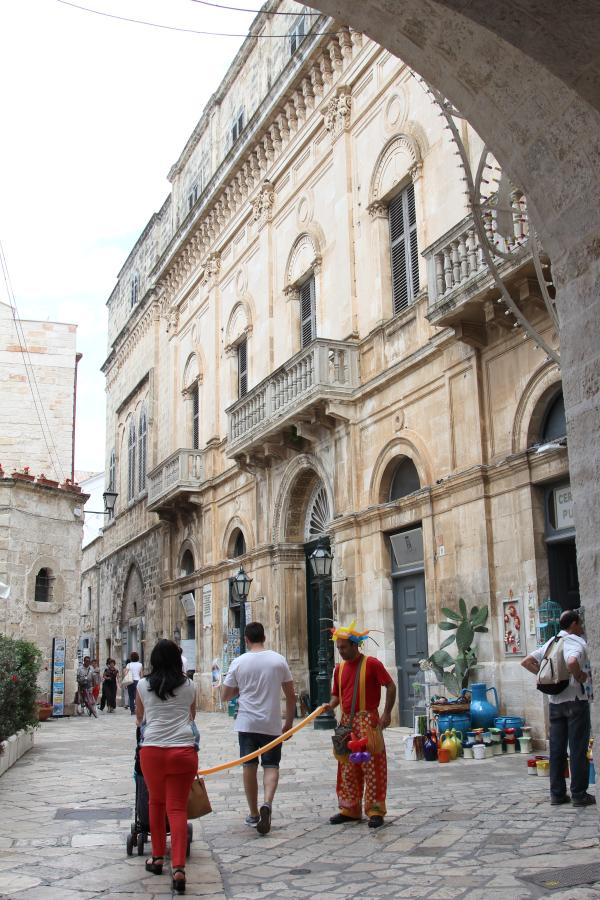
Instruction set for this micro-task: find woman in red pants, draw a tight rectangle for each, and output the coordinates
[135,640,198,894]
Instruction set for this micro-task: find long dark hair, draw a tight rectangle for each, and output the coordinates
[146,639,187,701]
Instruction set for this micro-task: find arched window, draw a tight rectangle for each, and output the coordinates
[35,567,54,603]
[138,405,148,492]
[389,183,419,315]
[541,391,566,443]
[108,449,116,491]
[127,418,137,501]
[180,549,195,577]
[389,457,421,501]
[232,529,246,558]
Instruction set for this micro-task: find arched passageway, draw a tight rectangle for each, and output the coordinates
[307,0,600,749]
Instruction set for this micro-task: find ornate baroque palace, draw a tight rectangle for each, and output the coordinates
[82,0,574,731]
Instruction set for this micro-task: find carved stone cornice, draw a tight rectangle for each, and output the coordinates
[367,201,387,220]
[201,252,221,287]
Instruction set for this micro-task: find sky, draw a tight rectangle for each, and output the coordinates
[0,0,261,475]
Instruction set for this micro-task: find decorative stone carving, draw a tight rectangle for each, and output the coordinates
[367,201,387,220]
[201,252,221,287]
[324,87,352,142]
[252,181,275,226]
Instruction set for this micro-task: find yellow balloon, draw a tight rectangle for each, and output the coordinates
[198,704,327,776]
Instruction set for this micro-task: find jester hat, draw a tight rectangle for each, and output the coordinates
[330,620,370,644]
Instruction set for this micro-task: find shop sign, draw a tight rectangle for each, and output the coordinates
[180,591,195,617]
[553,485,574,530]
[51,637,66,717]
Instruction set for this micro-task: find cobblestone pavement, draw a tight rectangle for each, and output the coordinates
[0,709,599,900]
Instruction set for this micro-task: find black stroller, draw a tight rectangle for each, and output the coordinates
[126,727,193,857]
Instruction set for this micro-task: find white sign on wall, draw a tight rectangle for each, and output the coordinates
[553,485,574,531]
[202,584,212,627]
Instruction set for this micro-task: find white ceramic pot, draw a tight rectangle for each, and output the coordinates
[473,744,486,760]
[519,737,532,754]
[492,743,503,756]
[505,742,516,754]
[463,745,473,759]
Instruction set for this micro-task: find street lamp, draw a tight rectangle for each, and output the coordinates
[309,538,336,730]
[103,490,118,515]
[230,565,252,655]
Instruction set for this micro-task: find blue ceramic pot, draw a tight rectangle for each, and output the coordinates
[437,712,471,734]
[494,715,524,737]
[468,683,499,729]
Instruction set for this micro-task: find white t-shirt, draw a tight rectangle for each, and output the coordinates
[531,630,592,704]
[223,649,293,735]
[181,655,188,672]
[128,661,143,682]
[137,678,196,747]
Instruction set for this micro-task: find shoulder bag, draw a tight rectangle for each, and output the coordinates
[122,666,134,687]
[187,775,212,818]
[331,655,364,757]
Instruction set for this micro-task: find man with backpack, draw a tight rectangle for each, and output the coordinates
[521,610,594,807]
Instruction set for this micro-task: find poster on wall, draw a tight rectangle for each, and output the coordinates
[50,637,66,717]
[503,593,524,655]
[202,584,213,627]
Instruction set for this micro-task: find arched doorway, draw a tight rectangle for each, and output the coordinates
[121,565,145,667]
[303,481,334,709]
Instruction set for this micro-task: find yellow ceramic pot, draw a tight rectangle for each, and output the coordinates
[440,728,462,761]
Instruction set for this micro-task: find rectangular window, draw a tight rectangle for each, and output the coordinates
[300,275,316,348]
[192,383,200,449]
[187,181,199,212]
[87,586,92,611]
[389,182,419,315]
[231,110,244,146]
[237,338,247,398]
[130,274,139,308]
[289,14,306,55]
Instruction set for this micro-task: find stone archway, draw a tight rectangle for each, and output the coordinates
[121,565,145,666]
[307,0,600,766]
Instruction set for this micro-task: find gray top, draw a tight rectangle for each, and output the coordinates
[137,677,196,747]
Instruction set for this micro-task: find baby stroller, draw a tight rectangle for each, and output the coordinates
[126,727,193,857]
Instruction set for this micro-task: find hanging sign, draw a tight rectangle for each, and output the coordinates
[553,484,574,531]
[50,637,66,717]
[180,591,195,618]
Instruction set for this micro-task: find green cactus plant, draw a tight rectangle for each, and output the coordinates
[427,598,489,696]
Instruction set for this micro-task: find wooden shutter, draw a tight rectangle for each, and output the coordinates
[300,276,316,347]
[138,408,147,491]
[192,384,200,449]
[389,182,419,315]
[127,420,136,501]
[238,338,247,398]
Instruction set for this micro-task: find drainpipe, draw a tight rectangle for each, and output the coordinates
[72,353,82,482]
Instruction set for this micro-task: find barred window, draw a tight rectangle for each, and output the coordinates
[127,418,137,501]
[35,568,54,603]
[389,182,419,315]
[300,275,316,348]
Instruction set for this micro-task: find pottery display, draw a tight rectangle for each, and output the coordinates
[473,744,486,760]
[468,683,500,729]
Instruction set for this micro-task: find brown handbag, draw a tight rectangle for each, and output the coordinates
[187,776,212,819]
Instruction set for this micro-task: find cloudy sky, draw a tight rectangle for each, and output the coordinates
[0,0,260,474]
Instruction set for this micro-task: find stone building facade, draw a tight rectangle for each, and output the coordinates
[0,302,85,707]
[87,1,574,734]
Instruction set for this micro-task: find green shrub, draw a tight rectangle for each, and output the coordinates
[0,635,42,746]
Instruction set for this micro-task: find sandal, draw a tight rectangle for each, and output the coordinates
[145,856,163,875]
[172,867,186,893]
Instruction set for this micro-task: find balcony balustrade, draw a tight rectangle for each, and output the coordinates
[226,339,360,459]
[424,192,532,334]
[147,448,204,513]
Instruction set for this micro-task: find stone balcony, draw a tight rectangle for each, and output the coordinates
[226,339,360,463]
[147,449,205,513]
[423,194,537,346]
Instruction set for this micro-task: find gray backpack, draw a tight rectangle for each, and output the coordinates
[537,636,570,695]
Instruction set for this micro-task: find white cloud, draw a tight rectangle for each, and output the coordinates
[0,0,257,471]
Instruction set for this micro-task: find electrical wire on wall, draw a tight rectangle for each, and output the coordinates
[0,239,66,482]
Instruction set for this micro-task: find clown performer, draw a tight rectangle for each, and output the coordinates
[324,621,396,829]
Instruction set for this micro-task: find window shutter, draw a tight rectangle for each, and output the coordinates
[238,338,247,398]
[300,276,316,347]
[192,384,200,449]
[128,420,136,501]
[138,408,147,492]
[389,182,419,315]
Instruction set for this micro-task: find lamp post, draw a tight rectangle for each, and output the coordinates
[230,565,252,656]
[309,538,336,730]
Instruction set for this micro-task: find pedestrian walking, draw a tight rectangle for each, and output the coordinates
[221,621,295,835]
[99,657,111,711]
[124,651,143,716]
[136,639,198,894]
[76,655,98,717]
[91,658,101,704]
[101,659,119,713]
[325,621,396,829]
[522,609,595,806]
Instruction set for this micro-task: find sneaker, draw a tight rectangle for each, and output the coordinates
[550,795,571,805]
[329,813,362,824]
[572,793,596,807]
[368,816,384,829]
[245,815,259,827]
[256,804,271,835]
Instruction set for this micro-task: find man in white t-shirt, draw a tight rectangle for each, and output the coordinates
[222,622,295,835]
[522,610,595,807]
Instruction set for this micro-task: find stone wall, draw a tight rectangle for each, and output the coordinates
[0,479,86,705]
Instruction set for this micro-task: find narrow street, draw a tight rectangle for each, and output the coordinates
[0,710,599,900]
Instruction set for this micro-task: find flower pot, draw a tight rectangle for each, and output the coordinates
[37,706,52,722]
[12,472,34,482]
[37,477,59,488]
